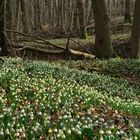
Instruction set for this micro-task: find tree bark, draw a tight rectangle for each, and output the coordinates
[20,0,30,33]
[130,0,140,58]
[6,0,13,40]
[124,0,131,23]
[34,0,42,30]
[0,0,7,56]
[92,0,113,58]
[76,0,87,39]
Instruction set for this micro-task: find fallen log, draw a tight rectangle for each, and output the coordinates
[11,44,95,59]
[6,30,96,59]
[14,46,65,55]
[69,49,95,59]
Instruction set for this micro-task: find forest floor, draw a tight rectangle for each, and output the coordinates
[1,18,140,139]
[0,58,140,139]
[7,27,139,85]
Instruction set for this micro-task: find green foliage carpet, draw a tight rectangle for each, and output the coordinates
[0,58,140,140]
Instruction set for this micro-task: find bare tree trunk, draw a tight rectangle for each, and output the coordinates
[34,0,42,30]
[76,0,87,39]
[20,0,30,33]
[15,0,20,31]
[6,0,13,40]
[92,0,113,58]
[130,0,140,58]
[52,0,55,36]
[72,1,79,36]
[0,0,7,56]
[124,0,131,23]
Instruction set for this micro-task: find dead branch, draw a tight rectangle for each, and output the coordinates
[8,41,95,59]
[6,30,95,59]
[70,38,92,54]
[9,43,95,59]
[13,45,65,54]
[6,30,65,50]
[13,39,48,45]
[69,49,95,59]
[111,23,132,29]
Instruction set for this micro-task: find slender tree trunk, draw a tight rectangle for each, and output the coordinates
[76,0,87,39]
[86,1,93,25]
[34,0,42,30]
[124,0,131,23]
[0,0,7,56]
[130,0,140,58]
[15,0,20,31]
[73,1,78,36]
[92,0,113,58]
[52,0,55,36]
[69,0,75,33]
[20,0,30,33]
[6,0,13,40]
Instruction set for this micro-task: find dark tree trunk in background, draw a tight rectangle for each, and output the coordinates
[20,0,30,33]
[76,0,87,39]
[130,0,140,58]
[92,0,113,58]
[72,0,79,36]
[124,0,131,23]
[34,0,42,30]
[6,0,13,40]
[0,0,7,56]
